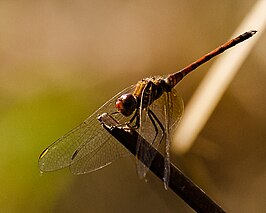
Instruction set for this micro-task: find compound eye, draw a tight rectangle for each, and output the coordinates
[115,99,123,111]
[115,93,137,117]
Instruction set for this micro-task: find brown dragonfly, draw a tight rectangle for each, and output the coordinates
[39,30,256,187]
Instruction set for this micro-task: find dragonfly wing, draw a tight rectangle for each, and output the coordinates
[69,109,132,174]
[136,88,184,179]
[39,85,135,173]
[151,88,184,131]
[136,108,153,179]
[162,91,177,188]
[136,84,158,179]
[69,132,127,174]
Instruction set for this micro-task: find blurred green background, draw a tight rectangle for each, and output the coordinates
[0,1,265,212]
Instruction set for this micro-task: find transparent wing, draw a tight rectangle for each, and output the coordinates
[162,91,172,189]
[69,102,135,175]
[136,88,184,179]
[39,85,135,173]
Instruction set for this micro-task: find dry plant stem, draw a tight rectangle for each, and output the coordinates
[98,113,226,213]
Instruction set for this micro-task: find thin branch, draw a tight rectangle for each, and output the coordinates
[98,113,226,213]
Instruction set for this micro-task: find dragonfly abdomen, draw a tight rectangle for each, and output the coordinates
[164,72,185,90]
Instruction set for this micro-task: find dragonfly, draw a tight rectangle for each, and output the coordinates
[39,30,256,188]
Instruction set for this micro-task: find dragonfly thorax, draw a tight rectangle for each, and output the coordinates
[115,93,137,116]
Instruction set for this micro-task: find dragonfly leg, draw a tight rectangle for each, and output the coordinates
[130,110,140,129]
[148,109,165,145]
[147,110,159,145]
[110,109,139,129]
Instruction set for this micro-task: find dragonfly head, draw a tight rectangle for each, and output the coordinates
[115,93,137,117]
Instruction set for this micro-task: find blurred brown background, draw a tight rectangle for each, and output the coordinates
[0,1,265,212]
